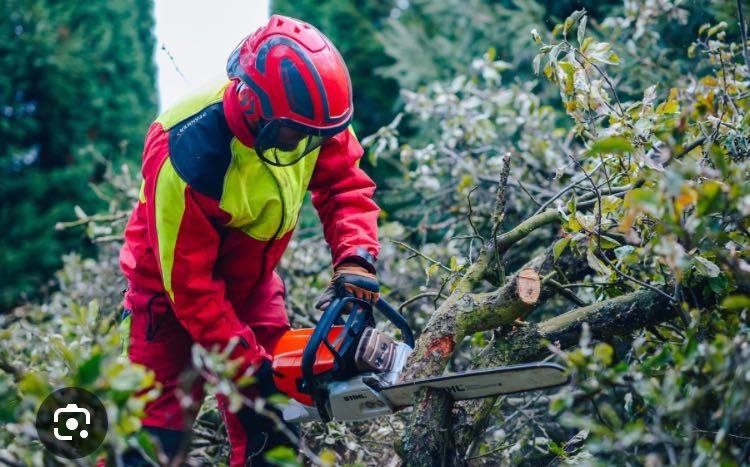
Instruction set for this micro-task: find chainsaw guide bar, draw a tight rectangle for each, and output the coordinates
[379,362,569,408]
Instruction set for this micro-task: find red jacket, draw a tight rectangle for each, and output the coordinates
[120,79,380,366]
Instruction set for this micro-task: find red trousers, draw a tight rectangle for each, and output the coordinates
[125,272,291,465]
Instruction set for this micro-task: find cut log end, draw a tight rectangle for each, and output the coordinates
[516,268,541,304]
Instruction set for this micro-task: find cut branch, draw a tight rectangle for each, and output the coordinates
[452,287,677,462]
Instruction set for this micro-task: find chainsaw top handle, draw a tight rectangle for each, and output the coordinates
[300,297,414,394]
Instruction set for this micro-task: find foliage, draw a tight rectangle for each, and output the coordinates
[362,1,750,464]
[0,245,158,463]
[3,0,750,466]
[0,0,157,309]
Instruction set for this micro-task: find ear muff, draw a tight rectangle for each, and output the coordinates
[236,82,261,121]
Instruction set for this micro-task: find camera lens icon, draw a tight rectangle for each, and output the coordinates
[66,417,87,437]
[53,403,91,441]
[36,388,107,459]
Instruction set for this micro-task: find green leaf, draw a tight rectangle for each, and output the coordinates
[558,62,576,94]
[550,396,568,414]
[548,440,567,457]
[624,187,659,211]
[487,46,496,61]
[586,250,611,276]
[564,9,586,35]
[693,256,721,278]
[587,42,620,65]
[588,136,634,155]
[655,100,680,114]
[533,54,543,75]
[580,36,594,52]
[709,274,728,295]
[596,195,623,215]
[598,235,621,249]
[594,343,614,365]
[697,180,724,215]
[554,236,571,260]
[531,28,542,45]
[577,15,587,46]
[264,446,302,467]
[563,17,574,34]
[76,352,102,386]
[319,450,337,467]
[137,430,160,460]
[614,245,635,261]
[707,21,727,38]
[109,366,148,392]
[18,372,50,397]
[721,295,750,310]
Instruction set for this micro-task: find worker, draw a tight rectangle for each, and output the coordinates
[119,14,380,466]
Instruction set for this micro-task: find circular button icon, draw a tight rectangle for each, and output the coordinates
[35,387,108,459]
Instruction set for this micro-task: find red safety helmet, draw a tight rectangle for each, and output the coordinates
[227,15,354,166]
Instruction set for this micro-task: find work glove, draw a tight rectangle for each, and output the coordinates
[251,358,282,399]
[314,263,380,311]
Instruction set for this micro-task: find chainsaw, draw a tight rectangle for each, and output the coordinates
[271,296,569,423]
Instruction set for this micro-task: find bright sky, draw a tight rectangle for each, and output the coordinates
[154,0,270,110]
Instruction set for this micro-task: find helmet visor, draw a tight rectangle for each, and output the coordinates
[254,119,333,166]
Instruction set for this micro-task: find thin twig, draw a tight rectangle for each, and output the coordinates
[399,292,448,312]
[465,443,513,461]
[663,136,707,167]
[545,278,587,307]
[391,241,452,272]
[693,428,750,441]
[516,178,542,206]
[466,186,483,243]
[596,251,676,302]
[161,43,190,84]
[533,160,606,216]
[491,154,512,238]
[55,212,129,230]
[491,154,512,284]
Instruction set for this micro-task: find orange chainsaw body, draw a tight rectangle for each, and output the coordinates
[272,325,345,406]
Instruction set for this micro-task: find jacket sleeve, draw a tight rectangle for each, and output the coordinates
[308,127,381,271]
[144,156,271,370]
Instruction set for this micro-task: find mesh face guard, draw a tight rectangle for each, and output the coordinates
[253,118,341,166]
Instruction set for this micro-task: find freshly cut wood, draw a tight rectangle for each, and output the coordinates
[516,268,541,304]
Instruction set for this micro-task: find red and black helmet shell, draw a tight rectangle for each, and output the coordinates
[227,15,353,136]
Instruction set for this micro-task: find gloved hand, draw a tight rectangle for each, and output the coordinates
[252,358,282,399]
[314,263,380,311]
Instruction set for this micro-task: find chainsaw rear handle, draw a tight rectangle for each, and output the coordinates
[300,297,414,391]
